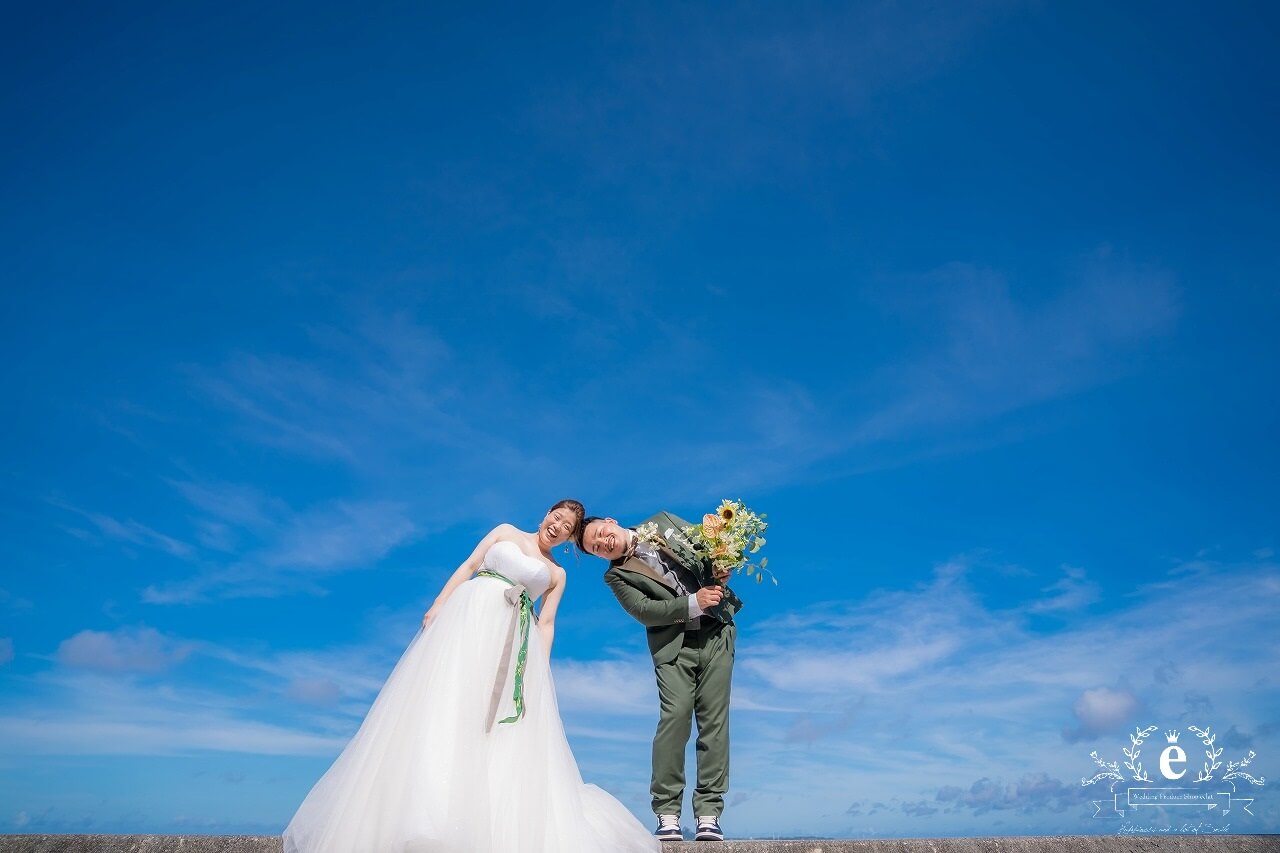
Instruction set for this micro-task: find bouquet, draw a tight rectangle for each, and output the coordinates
[683,499,774,585]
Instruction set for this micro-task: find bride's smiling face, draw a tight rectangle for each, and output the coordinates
[538,506,578,548]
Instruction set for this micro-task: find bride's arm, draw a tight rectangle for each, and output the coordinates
[421,524,512,628]
[536,568,566,656]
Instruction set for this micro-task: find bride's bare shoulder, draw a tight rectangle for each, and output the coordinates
[486,522,521,540]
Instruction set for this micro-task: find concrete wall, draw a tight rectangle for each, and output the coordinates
[1,836,1275,853]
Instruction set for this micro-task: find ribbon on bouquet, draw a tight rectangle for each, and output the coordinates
[477,569,536,727]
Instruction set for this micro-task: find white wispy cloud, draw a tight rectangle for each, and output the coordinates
[182,311,522,476]
[846,257,1180,445]
[0,704,344,757]
[1,621,415,757]
[263,500,417,571]
[285,677,343,706]
[0,663,347,757]
[557,254,1181,502]
[1060,686,1143,743]
[165,477,290,532]
[48,499,195,560]
[552,657,657,715]
[1029,566,1101,614]
[525,0,1022,190]
[203,640,400,713]
[934,772,1092,816]
[140,492,421,603]
[56,625,193,673]
[0,587,34,611]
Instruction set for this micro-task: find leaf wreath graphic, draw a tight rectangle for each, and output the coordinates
[1081,750,1124,787]
[1122,725,1159,782]
[1189,725,1266,786]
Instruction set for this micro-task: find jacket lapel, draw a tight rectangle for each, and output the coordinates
[614,555,677,593]
[658,540,697,575]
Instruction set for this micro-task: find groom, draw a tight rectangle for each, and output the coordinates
[579,511,743,843]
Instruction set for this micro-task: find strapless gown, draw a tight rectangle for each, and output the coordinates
[283,540,659,852]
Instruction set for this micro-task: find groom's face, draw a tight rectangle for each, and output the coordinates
[582,518,629,561]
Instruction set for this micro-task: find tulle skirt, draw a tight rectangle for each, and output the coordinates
[282,575,659,853]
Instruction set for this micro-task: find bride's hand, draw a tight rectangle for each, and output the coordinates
[712,565,732,583]
[421,609,436,629]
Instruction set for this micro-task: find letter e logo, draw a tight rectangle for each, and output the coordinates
[1160,744,1187,780]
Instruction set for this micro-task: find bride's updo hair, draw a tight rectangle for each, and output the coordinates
[549,498,586,541]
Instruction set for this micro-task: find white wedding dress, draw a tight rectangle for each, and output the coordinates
[283,540,660,853]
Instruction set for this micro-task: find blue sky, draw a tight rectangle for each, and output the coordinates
[2,0,1278,839]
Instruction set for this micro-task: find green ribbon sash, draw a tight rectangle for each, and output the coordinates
[477,569,535,725]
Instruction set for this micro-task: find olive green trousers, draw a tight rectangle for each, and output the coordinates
[651,621,735,818]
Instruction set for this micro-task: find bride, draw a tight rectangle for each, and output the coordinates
[283,499,660,853]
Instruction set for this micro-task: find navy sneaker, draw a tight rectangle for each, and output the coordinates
[694,815,724,841]
[655,814,682,840]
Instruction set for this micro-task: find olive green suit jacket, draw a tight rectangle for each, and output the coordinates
[603,510,744,665]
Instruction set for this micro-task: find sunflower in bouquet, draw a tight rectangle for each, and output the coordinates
[682,499,775,585]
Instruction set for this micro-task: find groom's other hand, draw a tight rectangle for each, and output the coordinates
[695,586,724,609]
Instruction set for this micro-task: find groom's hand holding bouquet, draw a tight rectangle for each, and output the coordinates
[634,499,771,623]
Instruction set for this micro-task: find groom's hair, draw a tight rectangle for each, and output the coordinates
[576,516,604,551]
